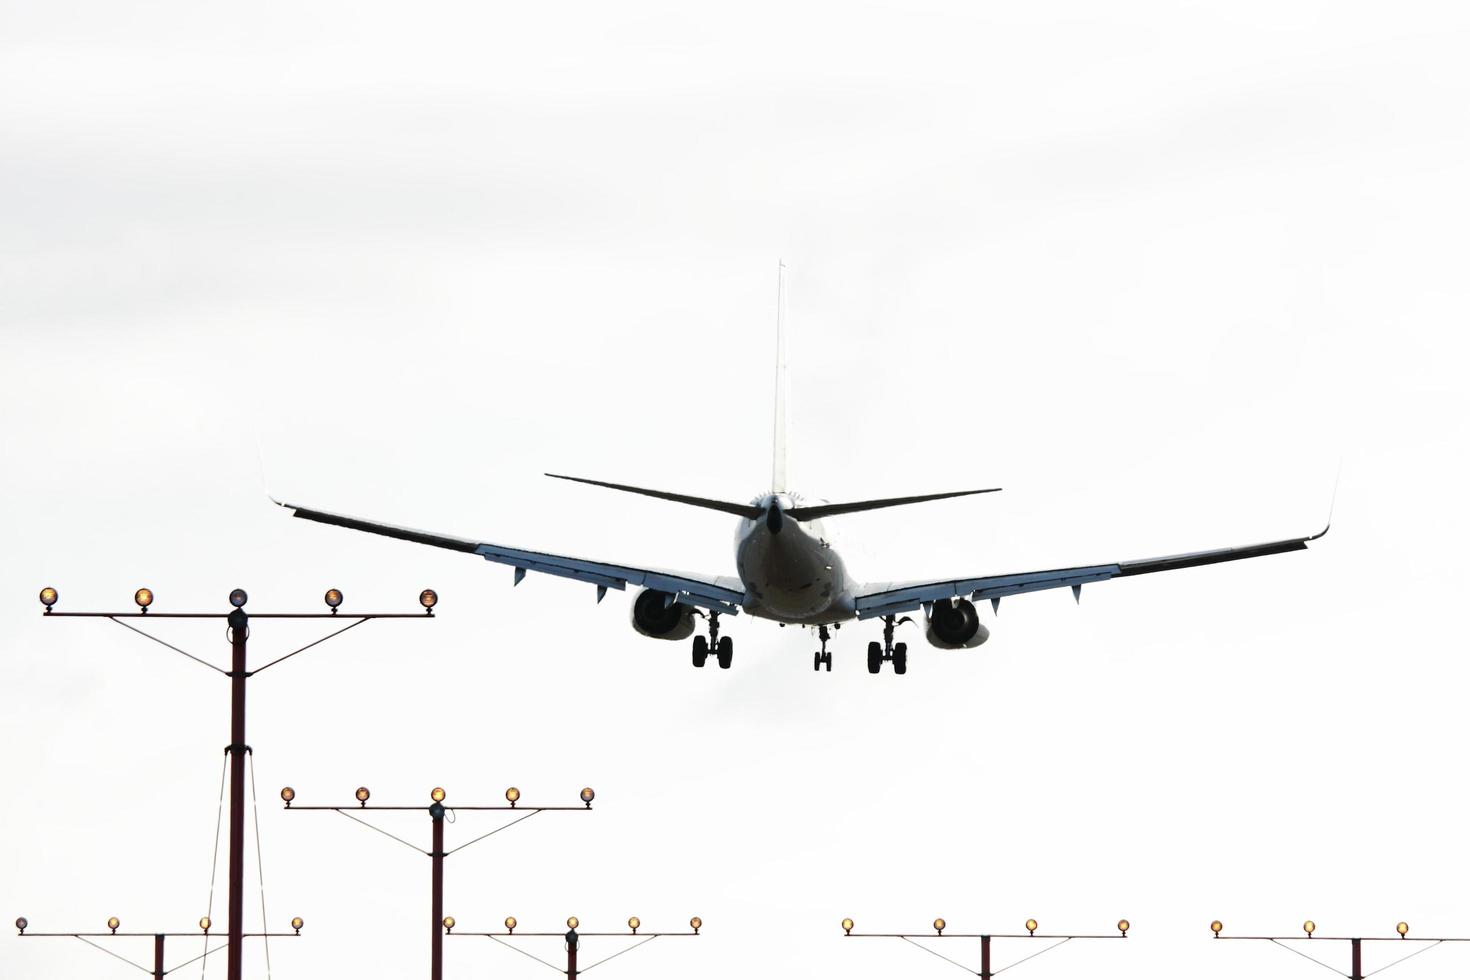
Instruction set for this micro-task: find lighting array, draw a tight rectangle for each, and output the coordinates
[842,917,1130,937]
[38,587,441,614]
[1211,920,1418,939]
[12,916,302,936]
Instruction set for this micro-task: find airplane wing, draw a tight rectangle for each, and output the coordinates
[273,500,746,614]
[854,524,1329,621]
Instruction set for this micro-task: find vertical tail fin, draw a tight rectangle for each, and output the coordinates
[771,259,790,493]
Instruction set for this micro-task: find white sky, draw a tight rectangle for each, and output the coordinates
[4,1,1470,978]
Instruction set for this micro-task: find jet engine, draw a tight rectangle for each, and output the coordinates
[925,598,990,649]
[630,588,697,641]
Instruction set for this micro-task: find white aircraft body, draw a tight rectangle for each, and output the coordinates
[274,270,1326,674]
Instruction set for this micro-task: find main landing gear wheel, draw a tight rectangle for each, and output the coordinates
[693,611,728,669]
[813,624,833,672]
[869,615,913,675]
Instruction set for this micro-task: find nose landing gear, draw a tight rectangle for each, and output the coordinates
[867,615,910,675]
[812,624,833,672]
[692,611,733,669]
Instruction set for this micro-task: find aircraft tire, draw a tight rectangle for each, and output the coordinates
[893,642,908,675]
[716,636,733,669]
[867,641,882,674]
[692,635,708,668]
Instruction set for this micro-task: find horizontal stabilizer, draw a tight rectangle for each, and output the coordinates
[545,474,763,519]
[785,488,1001,521]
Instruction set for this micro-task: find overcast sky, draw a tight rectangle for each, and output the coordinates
[4,1,1470,978]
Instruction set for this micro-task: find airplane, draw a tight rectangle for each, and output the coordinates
[273,269,1328,675]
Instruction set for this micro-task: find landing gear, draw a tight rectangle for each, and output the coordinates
[869,615,912,675]
[812,625,833,672]
[692,612,732,669]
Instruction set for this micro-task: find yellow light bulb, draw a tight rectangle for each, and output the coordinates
[1026,919,1038,935]
[1397,922,1409,938]
[1304,920,1316,937]
[690,917,702,933]
[419,589,438,609]
[628,917,641,932]
[280,787,295,804]
[39,587,57,609]
[933,918,946,933]
[442,917,455,931]
[567,917,579,930]
[580,787,596,805]
[1118,919,1131,936]
[505,787,520,804]
[200,917,212,932]
[134,588,153,610]
[431,787,446,803]
[291,917,304,932]
[324,589,343,610]
[1211,920,1223,936]
[505,917,517,932]
[841,918,854,934]
[108,917,120,932]
[356,786,370,803]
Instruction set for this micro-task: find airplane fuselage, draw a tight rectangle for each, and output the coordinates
[734,493,855,625]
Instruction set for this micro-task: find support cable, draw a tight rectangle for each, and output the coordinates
[1364,940,1445,977]
[486,935,567,974]
[201,755,228,978]
[108,618,227,675]
[897,936,978,975]
[444,810,543,856]
[166,942,229,975]
[993,936,1071,975]
[330,808,428,856]
[248,753,272,979]
[1268,939,1350,977]
[250,618,371,675]
[579,935,661,974]
[72,936,151,974]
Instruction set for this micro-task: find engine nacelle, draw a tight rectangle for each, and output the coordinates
[630,588,697,641]
[925,598,990,649]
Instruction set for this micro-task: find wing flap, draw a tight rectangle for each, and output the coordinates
[275,499,745,614]
[855,524,1327,620]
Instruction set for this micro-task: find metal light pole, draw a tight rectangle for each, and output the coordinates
[1209,919,1470,979]
[35,585,437,980]
[14,914,302,979]
[841,917,1130,978]
[450,917,702,979]
[282,784,596,980]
